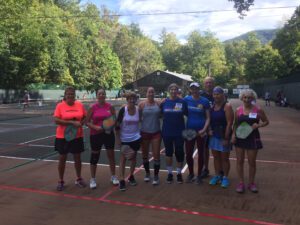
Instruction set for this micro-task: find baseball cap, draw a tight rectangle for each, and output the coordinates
[189,82,200,88]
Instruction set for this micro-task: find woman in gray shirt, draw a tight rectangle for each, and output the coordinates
[138,87,162,185]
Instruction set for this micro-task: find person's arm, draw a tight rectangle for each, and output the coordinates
[54,104,81,128]
[138,101,145,122]
[231,109,238,144]
[223,103,234,145]
[115,107,125,145]
[252,109,269,130]
[199,109,210,137]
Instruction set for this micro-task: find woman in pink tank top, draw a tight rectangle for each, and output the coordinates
[232,89,269,194]
[86,88,119,189]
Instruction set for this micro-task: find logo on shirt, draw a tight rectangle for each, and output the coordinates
[174,103,183,111]
[197,104,203,110]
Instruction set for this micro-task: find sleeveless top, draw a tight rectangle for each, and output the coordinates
[120,106,141,142]
[90,102,112,135]
[235,105,262,149]
[210,103,227,139]
[141,102,161,133]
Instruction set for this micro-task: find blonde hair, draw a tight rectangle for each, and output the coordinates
[239,89,257,100]
[168,83,179,91]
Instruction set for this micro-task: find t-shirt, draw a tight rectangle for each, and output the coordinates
[160,98,187,137]
[184,95,210,131]
[89,102,112,135]
[54,100,86,139]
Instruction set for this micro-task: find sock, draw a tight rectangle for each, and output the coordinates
[154,160,160,176]
[176,167,182,174]
[167,166,173,174]
[143,160,150,173]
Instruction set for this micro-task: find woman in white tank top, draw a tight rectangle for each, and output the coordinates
[115,91,141,191]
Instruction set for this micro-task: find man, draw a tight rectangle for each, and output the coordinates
[200,77,215,178]
[23,91,30,111]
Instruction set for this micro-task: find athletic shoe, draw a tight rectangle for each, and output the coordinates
[177,174,183,184]
[195,176,203,185]
[111,175,119,186]
[200,169,209,178]
[75,178,86,188]
[185,174,196,183]
[144,173,151,182]
[221,177,229,188]
[56,181,64,191]
[166,173,173,184]
[128,175,137,186]
[89,178,97,189]
[248,183,258,193]
[152,175,160,185]
[119,180,126,191]
[209,175,222,185]
[236,182,245,193]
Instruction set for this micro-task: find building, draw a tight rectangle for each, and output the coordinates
[123,70,193,97]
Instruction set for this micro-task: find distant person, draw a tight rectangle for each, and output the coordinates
[264,91,271,106]
[22,91,30,111]
[115,91,141,191]
[276,90,282,106]
[160,83,187,184]
[208,87,234,188]
[139,87,162,185]
[54,86,87,191]
[86,88,119,189]
[184,82,210,184]
[232,89,269,193]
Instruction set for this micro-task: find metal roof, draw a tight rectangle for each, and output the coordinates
[164,70,193,82]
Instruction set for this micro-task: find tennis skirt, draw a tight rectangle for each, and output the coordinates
[209,136,231,152]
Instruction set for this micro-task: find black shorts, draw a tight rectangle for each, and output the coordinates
[121,138,141,152]
[55,137,84,155]
[90,132,115,151]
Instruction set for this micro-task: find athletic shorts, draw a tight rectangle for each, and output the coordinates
[90,132,115,151]
[209,136,231,152]
[141,131,161,141]
[55,137,84,155]
[121,138,141,152]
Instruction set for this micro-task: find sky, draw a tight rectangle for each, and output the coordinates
[81,0,299,42]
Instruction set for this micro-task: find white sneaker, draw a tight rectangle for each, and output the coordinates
[90,178,97,189]
[111,176,119,185]
[144,173,151,182]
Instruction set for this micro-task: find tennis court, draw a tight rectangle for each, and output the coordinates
[0,99,299,225]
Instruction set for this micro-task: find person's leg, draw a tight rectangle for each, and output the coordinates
[247,149,258,184]
[58,154,67,181]
[185,138,195,178]
[151,137,161,176]
[235,147,245,183]
[211,150,221,176]
[129,152,137,177]
[174,137,185,183]
[106,149,116,176]
[221,151,230,177]
[90,150,100,179]
[73,153,82,179]
[163,136,174,183]
[202,137,210,177]
[196,136,206,177]
[141,138,150,179]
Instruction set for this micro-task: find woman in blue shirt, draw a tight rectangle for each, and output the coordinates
[161,83,187,184]
[184,82,210,184]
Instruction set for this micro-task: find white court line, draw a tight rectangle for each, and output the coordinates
[0,155,171,172]
[0,122,53,126]
[181,149,198,173]
[19,135,56,145]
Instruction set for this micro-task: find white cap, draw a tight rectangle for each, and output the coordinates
[189,82,200,88]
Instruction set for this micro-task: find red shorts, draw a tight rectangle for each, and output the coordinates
[141,131,161,141]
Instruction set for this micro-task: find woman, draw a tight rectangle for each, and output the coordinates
[115,91,141,191]
[232,89,269,193]
[184,82,210,184]
[208,86,234,188]
[161,83,187,184]
[86,88,119,189]
[139,87,161,185]
[54,86,86,191]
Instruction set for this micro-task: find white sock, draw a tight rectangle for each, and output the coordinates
[167,166,173,174]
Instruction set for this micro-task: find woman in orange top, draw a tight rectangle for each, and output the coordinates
[54,86,86,191]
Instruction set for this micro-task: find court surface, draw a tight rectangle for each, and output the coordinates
[0,99,299,225]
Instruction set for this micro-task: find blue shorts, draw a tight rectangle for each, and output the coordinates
[209,136,231,152]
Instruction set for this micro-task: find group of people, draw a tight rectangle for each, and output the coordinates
[53,77,269,194]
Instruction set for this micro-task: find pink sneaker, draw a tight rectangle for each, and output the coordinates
[236,182,245,193]
[248,183,258,193]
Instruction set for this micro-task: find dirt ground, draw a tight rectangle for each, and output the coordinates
[0,99,300,225]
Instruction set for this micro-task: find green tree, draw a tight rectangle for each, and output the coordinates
[245,45,286,81]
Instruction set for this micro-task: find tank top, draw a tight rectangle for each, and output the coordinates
[210,103,227,138]
[141,102,161,133]
[90,102,112,135]
[120,106,141,142]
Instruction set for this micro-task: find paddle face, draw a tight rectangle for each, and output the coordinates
[236,122,253,139]
[64,125,78,141]
[121,145,135,160]
[102,115,116,133]
[182,129,197,141]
